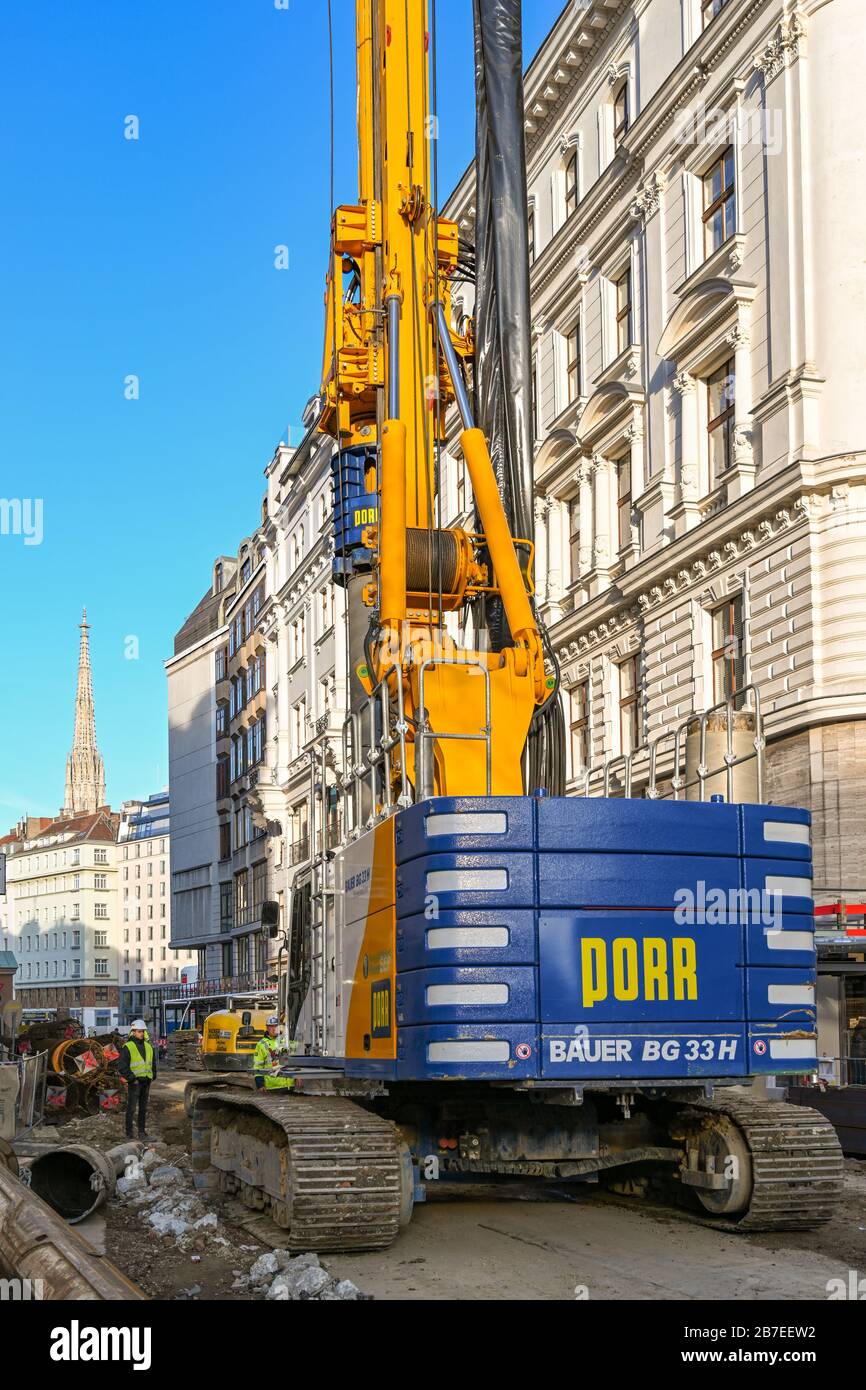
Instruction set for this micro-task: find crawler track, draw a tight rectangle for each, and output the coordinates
[681,1095,844,1232]
[193,1090,411,1252]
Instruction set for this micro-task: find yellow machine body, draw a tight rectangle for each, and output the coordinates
[201,1007,272,1073]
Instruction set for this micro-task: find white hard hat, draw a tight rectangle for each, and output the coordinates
[266,1014,280,1026]
[130,1019,147,1030]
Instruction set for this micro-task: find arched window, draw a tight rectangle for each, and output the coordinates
[613,80,629,143]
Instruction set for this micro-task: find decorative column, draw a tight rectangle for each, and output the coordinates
[591,454,613,594]
[544,495,563,608]
[727,324,756,498]
[625,420,644,557]
[534,495,549,605]
[672,370,701,538]
[578,459,593,579]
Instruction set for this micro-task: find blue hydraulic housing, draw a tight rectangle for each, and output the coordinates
[331,446,378,585]
[358,795,819,1086]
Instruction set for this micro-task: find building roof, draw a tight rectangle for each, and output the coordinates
[173,585,224,656]
[6,809,119,851]
[0,952,17,971]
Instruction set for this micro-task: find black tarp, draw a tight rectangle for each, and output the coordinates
[472,0,565,794]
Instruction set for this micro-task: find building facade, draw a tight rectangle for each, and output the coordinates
[167,500,279,1018]
[254,398,344,920]
[116,790,195,1029]
[0,613,125,1030]
[0,810,122,1030]
[166,401,344,1017]
[443,0,864,903]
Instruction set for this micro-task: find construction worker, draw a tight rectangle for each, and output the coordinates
[252,1015,295,1091]
[118,1019,157,1139]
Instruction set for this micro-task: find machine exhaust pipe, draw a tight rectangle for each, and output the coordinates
[26,1141,140,1224]
[0,1159,146,1300]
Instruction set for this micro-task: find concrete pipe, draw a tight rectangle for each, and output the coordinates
[0,1161,146,1300]
[26,1142,120,1224]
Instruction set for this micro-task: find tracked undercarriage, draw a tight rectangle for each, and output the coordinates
[188,1081,843,1252]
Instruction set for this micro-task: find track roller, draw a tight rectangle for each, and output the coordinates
[673,1094,844,1231]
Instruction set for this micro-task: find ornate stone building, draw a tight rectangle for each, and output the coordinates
[444,0,864,902]
[167,400,342,1014]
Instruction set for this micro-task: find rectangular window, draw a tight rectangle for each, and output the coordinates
[531,360,538,440]
[252,860,267,912]
[712,596,745,703]
[293,700,306,756]
[618,656,641,755]
[217,755,229,799]
[569,497,581,582]
[456,460,467,515]
[220,882,233,932]
[617,456,632,552]
[221,941,233,979]
[95,931,108,948]
[707,358,735,486]
[616,268,632,355]
[564,151,578,220]
[235,870,249,926]
[94,873,107,890]
[570,681,590,775]
[566,320,581,403]
[219,819,231,860]
[702,147,735,256]
[527,208,535,264]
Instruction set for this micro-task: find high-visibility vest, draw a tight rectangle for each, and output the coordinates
[123,1038,154,1080]
[252,1034,294,1091]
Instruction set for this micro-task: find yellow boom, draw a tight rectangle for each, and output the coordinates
[319,0,552,799]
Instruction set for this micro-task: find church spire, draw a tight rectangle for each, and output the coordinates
[62,607,106,816]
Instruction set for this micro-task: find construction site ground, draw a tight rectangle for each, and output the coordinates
[43,1069,866,1302]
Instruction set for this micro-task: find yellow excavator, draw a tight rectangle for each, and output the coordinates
[200,1003,274,1073]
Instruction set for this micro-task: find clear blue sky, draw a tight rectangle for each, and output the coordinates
[0,0,564,822]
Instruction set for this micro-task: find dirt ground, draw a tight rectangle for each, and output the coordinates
[40,1070,866,1302]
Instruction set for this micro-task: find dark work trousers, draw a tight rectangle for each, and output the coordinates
[125,1079,151,1136]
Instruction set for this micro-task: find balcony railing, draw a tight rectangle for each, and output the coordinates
[164,970,274,1001]
[288,836,310,865]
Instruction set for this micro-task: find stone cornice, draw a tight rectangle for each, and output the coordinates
[553,453,866,658]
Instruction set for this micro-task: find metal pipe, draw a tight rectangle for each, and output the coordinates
[379,419,407,630]
[0,1159,146,1300]
[386,294,400,419]
[434,301,474,430]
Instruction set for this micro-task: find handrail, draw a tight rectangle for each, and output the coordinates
[575,683,765,803]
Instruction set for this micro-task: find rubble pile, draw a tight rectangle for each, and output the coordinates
[166,1030,203,1071]
[241,1249,364,1302]
[112,1144,366,1301]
